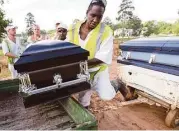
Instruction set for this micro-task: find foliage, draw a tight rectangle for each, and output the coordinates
[142,21,158,36]
[25,12,36,36]
[172,20,179,35]
[125,15,142,36]
[116,0,135,22]
[156,21,172,34]
[103,17,113,29]
[0,0,11,42]
[47,30,56,38]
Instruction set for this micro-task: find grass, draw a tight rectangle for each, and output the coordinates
[0,52,10,79]
[0,67,11,79]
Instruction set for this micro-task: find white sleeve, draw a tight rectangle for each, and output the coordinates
[2,40,9,55]
[95,32,113,65]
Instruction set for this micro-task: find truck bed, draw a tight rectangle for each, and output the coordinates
[0,79,97,130]
[0,93,75,130]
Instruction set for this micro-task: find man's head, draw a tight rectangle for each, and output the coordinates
[5,25,17,37]
[55,22,60,30]
[86,0,107,29]
[57,23,68,40]
[32,24,40,36]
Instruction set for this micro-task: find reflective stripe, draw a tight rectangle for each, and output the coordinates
[95,23,105,53]
[4,39,11,53]
[4,39,14,64]
[71,23,76,43]
[68,22,109,80]
[71,22,105,53]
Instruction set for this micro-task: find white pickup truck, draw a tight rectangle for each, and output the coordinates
[117,37,179,128]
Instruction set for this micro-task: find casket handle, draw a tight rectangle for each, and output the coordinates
[149,54,156,64]
[126,52,131,60]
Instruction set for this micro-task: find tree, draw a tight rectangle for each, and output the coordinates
[113,23,122,31]
[172,20,179,35]
[103,17,113,29]
[25,12,36,35]
[0,0,4,5]
[0,0,8,5]
[40,30,47,35]
[157,21,172,34]
[116,0,135,37]
[47,30,56,38]
[0,0,12,42]
[125,16,142,36]
[142,21,158,37]
[116,0,135,22]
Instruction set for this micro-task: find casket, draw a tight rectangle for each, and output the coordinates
[14,40,90,107]
[118,37,179,76]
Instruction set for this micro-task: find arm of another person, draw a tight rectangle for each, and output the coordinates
[88,31,113,66]
[53,32,60,40]
[2,41,18,58]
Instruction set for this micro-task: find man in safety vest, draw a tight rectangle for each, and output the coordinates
[2,25,23,78]
[68,0,117,108]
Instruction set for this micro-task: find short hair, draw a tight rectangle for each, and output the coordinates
[87,1,106,14]
[32,24,40,30]
[56,23,60,27]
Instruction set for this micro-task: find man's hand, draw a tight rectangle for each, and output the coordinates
[54,33,60,40]
[5,52,18,58]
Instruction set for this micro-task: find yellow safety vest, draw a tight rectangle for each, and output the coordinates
[4,39,14,64]
[68,21,112,79]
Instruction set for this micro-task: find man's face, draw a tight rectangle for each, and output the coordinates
[57,27,67,40]
[8,28,16,36]
[33,26,40,36]
[86,5,105,29]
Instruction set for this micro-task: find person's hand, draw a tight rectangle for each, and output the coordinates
[54,33,60,40]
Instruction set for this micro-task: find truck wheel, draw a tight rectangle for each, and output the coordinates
[165,109,179,128]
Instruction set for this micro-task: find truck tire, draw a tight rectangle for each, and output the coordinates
[165,109,179,128]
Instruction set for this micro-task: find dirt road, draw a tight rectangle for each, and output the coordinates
[90,60,179,130]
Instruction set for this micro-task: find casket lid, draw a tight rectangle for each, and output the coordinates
[120,37,179,54]
[14,40,89,73]
[22,40,79,56]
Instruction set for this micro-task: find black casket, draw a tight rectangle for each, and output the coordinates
[14,40,90,107]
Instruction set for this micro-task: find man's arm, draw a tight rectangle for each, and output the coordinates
[2,40,18,58]
[94,31,113,65]
[53,32,60,40]
[88,32,113,67]
[5,52,18,58]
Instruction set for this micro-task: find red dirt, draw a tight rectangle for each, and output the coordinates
[90,59,179,130]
